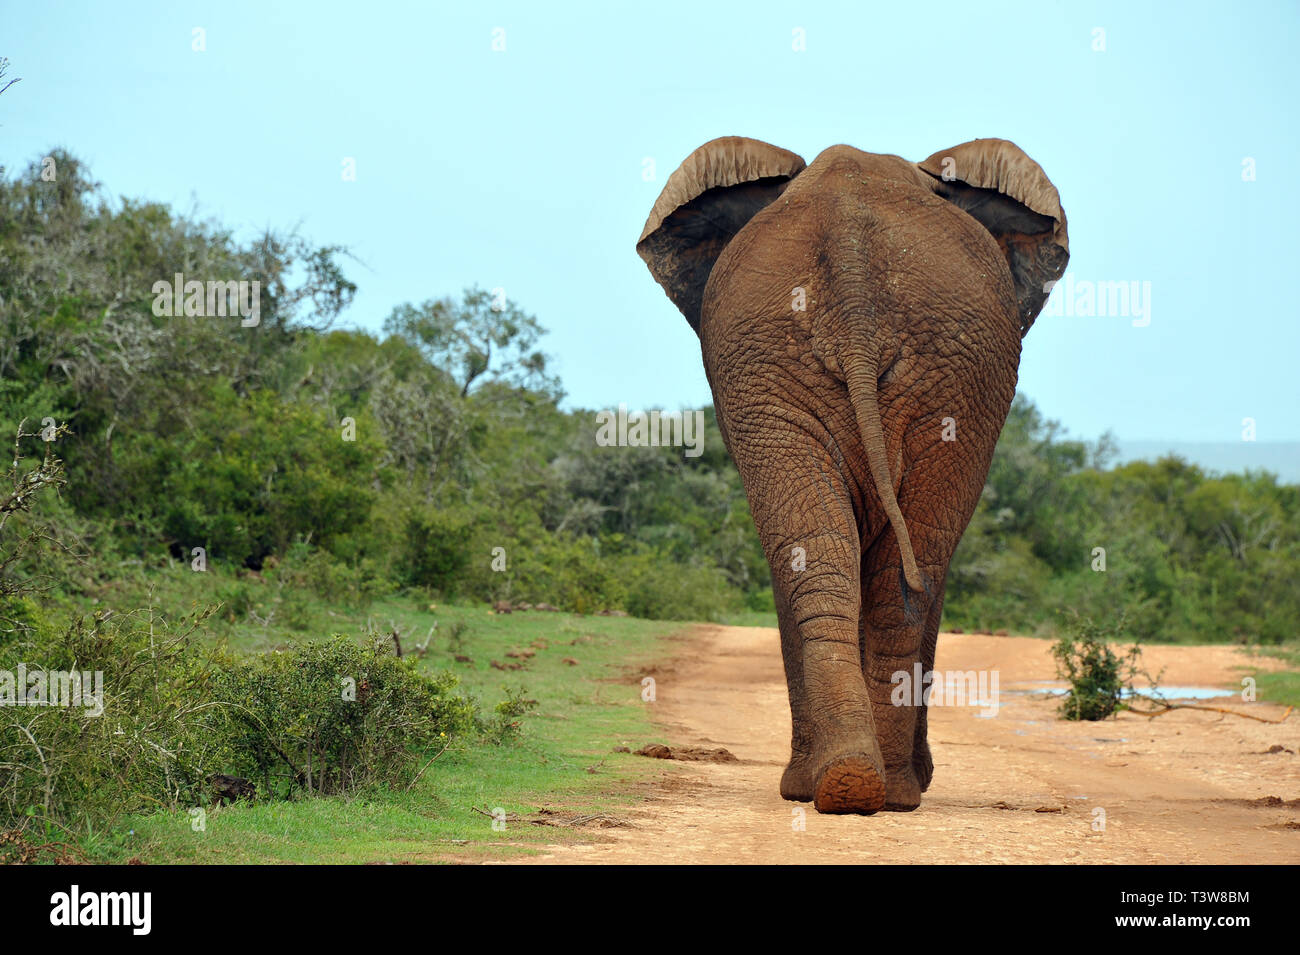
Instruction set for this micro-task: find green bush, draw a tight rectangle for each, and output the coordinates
[109,388,385,568]
[619,552,744,622]
[516,534,627,614]
[0,608,234,829]
[1049,615,1142,721]
[745,586,776,613]
[481,684,539,744]
[214,634,475,796]
[456,524,626,613]
[0,613,478,832]
[216,581,255,622]
[271,540,395,607]
[403,507,473,593]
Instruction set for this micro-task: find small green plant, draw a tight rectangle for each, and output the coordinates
[446,620,469,654]
[482,684,538,743]
[1050,613,1144,721]
[217,582,254,622]
[277,585,314,631]
[403,508,472,593]
[271,539,395,607]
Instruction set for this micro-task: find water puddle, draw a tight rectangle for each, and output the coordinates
[1008,683,1234,701]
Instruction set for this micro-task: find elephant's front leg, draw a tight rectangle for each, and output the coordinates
[748,440,888,814]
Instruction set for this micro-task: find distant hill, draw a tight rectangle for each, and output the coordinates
[1114,441,1300,484]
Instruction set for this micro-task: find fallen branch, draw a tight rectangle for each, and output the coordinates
[470,805,518,821]
[1127,702,1293,724]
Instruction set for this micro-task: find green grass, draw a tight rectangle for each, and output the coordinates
[1243,644,1300,708]
[717,609,777,628]
[70,567,690,863]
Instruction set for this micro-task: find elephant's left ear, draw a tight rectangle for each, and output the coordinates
[638,137,806,333]
[917,139,1069,336]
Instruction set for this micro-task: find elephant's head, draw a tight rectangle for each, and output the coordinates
[637,136,1068,337]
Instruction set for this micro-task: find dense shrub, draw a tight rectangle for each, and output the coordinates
[0,613,476,831]
[214,635,475,796]
[143,390,384,568]
[0,608,234,828]
[403,507,473,593]
[271,540,395,607]
[619,553,744,622]
[506,531,628,614]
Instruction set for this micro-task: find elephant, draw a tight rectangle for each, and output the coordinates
[637,136,1068,814]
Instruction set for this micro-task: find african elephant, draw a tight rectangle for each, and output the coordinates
[637,137,1068,813]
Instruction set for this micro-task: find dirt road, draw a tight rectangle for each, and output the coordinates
[531,626,1299,864]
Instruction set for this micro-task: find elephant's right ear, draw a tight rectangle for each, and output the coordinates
[637,137,805,332]
[917,139,1069,337]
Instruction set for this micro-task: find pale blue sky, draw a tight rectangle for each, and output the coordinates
[3,0,1298,452]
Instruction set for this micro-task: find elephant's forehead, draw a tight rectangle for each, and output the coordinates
[803,145,928,190]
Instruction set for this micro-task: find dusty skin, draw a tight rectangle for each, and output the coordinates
[530,626,1299,864]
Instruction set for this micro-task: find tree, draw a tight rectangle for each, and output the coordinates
[0,58,20,98]
[383,287,560,399]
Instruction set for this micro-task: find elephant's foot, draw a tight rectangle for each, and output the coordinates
[779,756,816,802]
[912,735,934,791]
[880,726,933,810]
[883,765,923,811]
[814,754,887,814]
[786,756,906,812]
[782,744,888,814]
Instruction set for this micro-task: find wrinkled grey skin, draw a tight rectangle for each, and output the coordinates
[638,137,1068,813]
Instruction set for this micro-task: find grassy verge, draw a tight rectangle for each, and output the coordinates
[43,564,1300,862]
[71,576,687,863]
[1243,645,1300,708]
[717,609,777,628]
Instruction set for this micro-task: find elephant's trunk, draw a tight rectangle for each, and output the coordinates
[842,350,925,594]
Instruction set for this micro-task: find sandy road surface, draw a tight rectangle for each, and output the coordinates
[530,626,1299,864]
